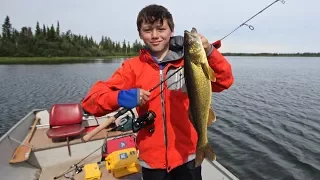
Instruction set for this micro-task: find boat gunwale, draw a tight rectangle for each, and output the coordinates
[0,109,45,142]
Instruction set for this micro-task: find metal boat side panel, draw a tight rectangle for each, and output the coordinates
[1,163,40,180]
[202,159,239,180]
[0,109,43,180]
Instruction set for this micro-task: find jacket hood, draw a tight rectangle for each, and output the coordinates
[165,35,184,62]
[141,36,185,64]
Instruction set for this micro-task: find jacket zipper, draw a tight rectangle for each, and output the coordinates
[160,69,168,168]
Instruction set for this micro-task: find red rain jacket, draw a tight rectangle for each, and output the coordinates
[81,38,234,172]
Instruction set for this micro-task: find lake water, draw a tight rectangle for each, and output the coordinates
[0,56,319,180]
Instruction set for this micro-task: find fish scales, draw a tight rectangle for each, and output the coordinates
[183,27,217,167]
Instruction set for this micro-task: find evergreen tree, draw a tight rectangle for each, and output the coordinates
[2,16,12,40]
[56,21,60,37]
[35,21,41,37]
[122,39,127,54]
[43,24,47,37]
[0,15,145,57]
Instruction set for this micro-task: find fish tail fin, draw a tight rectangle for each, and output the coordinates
[195,143,216,167]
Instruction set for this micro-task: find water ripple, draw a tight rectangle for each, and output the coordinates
[1,57,320,180]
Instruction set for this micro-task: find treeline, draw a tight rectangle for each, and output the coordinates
[1,16,319,58]
[222,52,320,57]
[0,15,144,57]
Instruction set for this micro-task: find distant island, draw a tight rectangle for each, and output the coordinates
[0,15,319,64]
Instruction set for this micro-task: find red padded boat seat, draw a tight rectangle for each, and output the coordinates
[46,103,85,156]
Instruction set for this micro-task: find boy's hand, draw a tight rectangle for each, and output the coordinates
[199,33,212,55]
[139,89,151,105]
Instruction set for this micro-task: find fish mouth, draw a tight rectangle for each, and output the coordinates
[184,27,199,44]
[184,27,198,35]
[191,27,197,34]
[184,27,202,54]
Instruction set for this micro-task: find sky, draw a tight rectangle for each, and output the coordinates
[1,0,319,53]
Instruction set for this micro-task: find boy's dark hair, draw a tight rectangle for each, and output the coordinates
[136,4,174,32]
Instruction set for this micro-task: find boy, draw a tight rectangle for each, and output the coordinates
[81,4,234,180]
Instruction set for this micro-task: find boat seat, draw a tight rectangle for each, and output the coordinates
[46,103,85,156]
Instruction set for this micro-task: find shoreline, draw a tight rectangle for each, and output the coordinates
[0,53,319,64]
[0,56,137,64]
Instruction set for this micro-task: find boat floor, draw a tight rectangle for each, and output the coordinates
[40,155,233,180]
[12,110,238,180]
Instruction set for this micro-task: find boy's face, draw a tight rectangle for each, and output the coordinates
[139,18,173,54]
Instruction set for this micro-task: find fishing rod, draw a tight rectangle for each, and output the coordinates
[220,0,286,41]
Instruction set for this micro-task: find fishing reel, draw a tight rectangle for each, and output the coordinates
[132,111,156,133]
[111,110,156,134]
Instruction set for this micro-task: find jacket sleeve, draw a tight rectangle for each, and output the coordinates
[206,43,234,92]
[81,60,136,117]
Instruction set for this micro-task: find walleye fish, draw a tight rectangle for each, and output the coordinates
[183,27,217,167]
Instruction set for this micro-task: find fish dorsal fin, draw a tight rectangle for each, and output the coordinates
[208,107,216,126]
[201,62,216,82]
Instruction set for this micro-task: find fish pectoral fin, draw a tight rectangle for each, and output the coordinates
[201,62,216,82]
[195,143,216,167]
[208,108,217,126]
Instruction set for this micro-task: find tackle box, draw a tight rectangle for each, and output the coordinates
[102,135,136,158]
[105,147,141,178]
[84,163,101,180]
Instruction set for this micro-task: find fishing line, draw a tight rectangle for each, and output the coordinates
[113,1,287,87]
[147,0,286,89]
[78,1,285,102]
[220,0,285,41]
